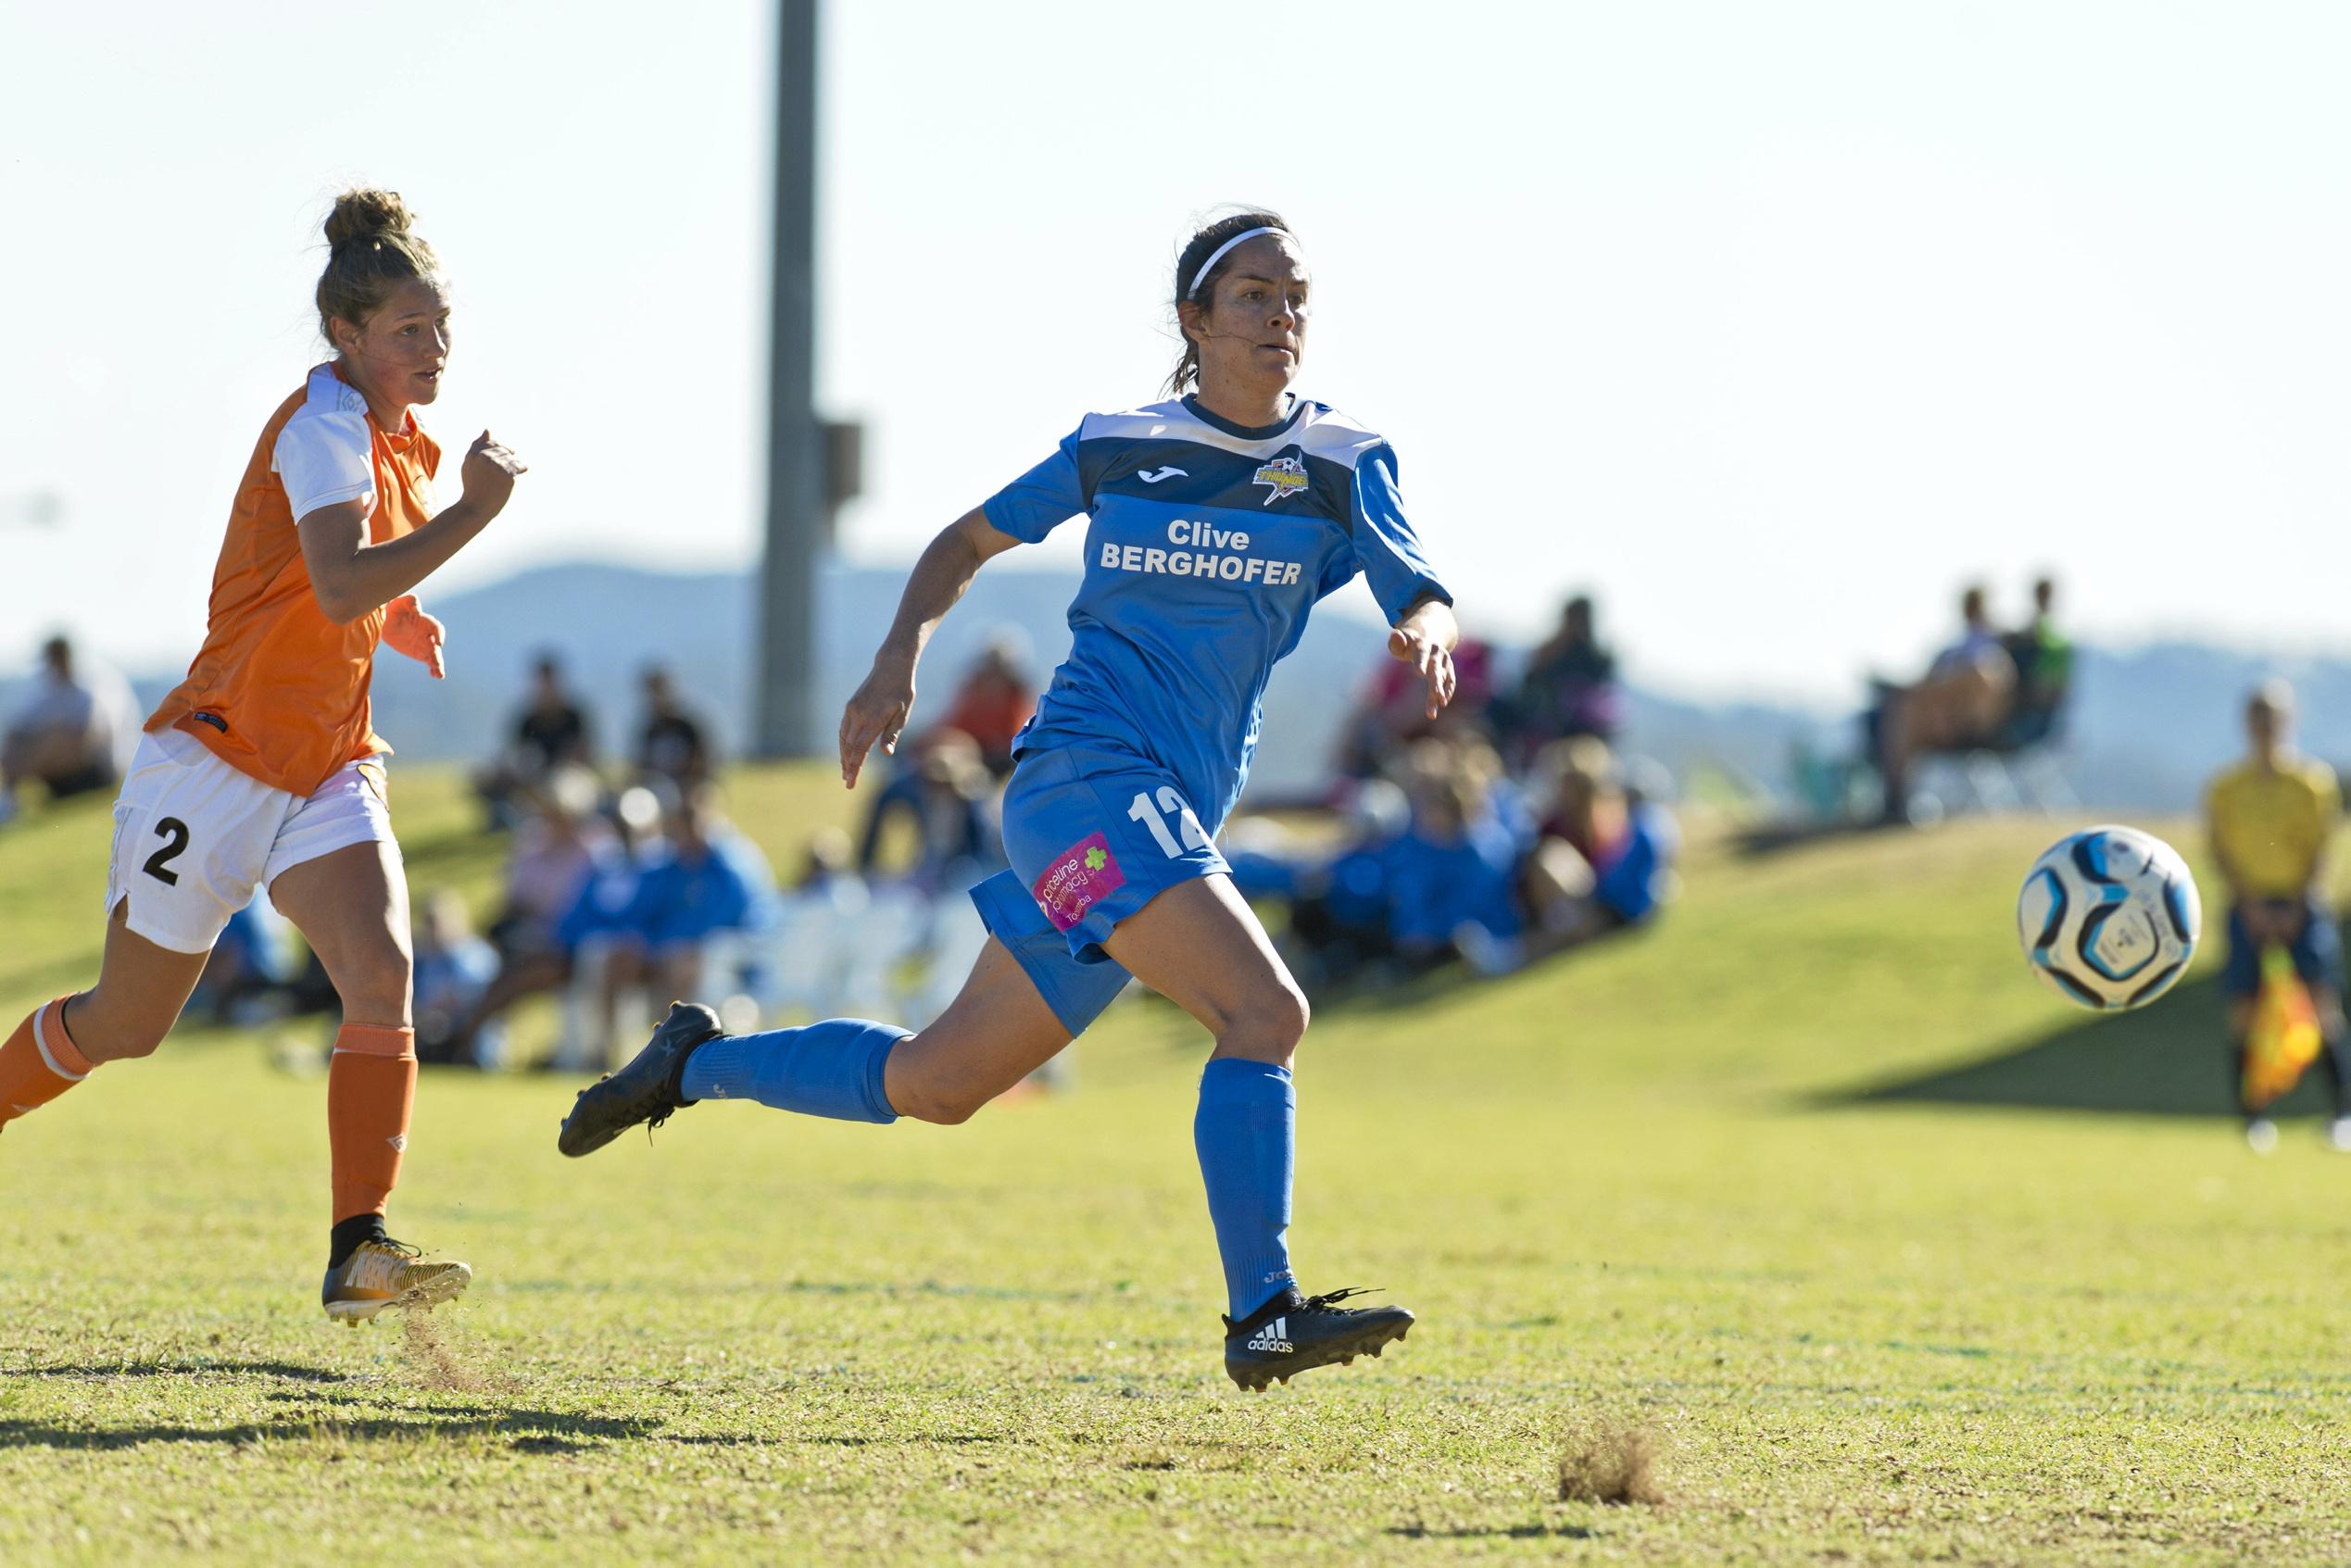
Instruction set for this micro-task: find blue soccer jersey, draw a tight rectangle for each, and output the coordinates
[982,394,1450,831]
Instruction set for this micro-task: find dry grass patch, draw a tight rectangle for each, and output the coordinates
[1557,1419,1664,1506]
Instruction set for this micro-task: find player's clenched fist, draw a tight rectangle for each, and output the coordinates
[461,430,527,515]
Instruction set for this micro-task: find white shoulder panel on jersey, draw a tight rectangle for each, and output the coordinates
[272,365,376,524]
[1078,398,1385,468]
[1291,405,1386,470]
[1076,401,1223,448]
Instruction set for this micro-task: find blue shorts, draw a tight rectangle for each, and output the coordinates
[966,743,1229,1035]
[2223,897,2345,999]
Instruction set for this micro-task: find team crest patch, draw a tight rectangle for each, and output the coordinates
[1251,455,1309,507]
[1033,832,1126,932]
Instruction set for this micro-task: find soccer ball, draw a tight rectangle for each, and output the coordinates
[2016,825,2201,1010]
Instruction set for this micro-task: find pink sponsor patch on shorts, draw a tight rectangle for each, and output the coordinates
[1032,831,1127,933]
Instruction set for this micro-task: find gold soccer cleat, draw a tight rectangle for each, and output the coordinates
[321,1237,472,1324]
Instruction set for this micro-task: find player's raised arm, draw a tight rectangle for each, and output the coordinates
[837,507,1023,786]
[297,432,525,624]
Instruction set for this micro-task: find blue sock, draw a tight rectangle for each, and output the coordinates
[1194,1058,1298,1320]
[682,1018,910,1123]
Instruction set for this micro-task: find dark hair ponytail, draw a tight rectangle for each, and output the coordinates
[1164,207,1290,396]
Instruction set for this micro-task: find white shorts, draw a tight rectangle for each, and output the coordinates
[106,727,396,954]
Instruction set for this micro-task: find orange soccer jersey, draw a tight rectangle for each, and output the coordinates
[147,365,441,798]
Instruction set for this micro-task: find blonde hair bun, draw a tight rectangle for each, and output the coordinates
[323,187,417,249]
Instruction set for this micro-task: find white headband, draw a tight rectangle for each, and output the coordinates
[1187,226,1286,298]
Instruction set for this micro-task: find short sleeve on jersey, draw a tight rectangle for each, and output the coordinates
[1350,444,1451,623]
[981,427,1087,544]
[273,408,375,524]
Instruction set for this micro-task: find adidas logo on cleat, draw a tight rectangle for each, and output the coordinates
[1245,1315,1293,1354]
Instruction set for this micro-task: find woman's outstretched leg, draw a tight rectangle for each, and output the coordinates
[557,936,1072,1156]
[555,874,1410,1388]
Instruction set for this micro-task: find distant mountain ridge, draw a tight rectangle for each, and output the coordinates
[17,560,2348,811]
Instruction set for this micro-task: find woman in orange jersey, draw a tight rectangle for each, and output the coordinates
[0,189,525,1323]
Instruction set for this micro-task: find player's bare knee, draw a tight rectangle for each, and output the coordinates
[1217,979,1309,1065]
[63,991,169,1062]
[334,942,414,1026]
[93,1021,170,1061]
[1281,981,1312,1048]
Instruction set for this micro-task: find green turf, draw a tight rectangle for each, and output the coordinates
[4,772,2348,1564]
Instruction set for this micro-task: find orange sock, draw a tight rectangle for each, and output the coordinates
[327,1022,417,1223]
[0,998,94,1128]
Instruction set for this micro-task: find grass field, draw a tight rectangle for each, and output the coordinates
[5,770,2351,1565]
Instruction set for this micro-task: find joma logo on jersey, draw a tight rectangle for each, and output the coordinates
[1251,456,1309,507]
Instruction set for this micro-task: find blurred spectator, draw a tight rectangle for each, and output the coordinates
[2206,681,2351,1150]
[1998,576,2072,749]
[459,784,665,1062]
[1380,737,1532,971]
[1503,594,1626,757]
[1519,737,1680,960]
[488,765,614,956]
[1301,792,1411,977]
[855,728,1006,893]
[1868,584,2017,822]
[637,664,715,788]
[1228,780,1413,990]
[794,825,857,892]
[2,634,136,821]
[588,784,779,1069]
[1333,636,1499,781]
[1237,729,1677,988]
[936,634,1037,778]
[413,890,503,1068]
[514,653,595,770]
[624,785,780,958]
[186,893,298,1026]
[476,652,596,827]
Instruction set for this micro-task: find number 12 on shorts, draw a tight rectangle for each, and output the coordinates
[1127,787,1209,859]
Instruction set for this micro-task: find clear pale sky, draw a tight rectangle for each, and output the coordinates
[3,1,2346,705]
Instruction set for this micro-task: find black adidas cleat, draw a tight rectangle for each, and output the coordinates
[1223,1286,1414,1391]
[557,1001,722,1158]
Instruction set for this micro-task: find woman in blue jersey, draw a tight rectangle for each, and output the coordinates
[560,210,1459,1390]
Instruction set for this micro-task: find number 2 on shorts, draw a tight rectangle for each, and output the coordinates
[1126,787,1209,859]
[143,817,191,885]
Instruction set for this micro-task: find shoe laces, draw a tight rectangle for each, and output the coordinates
[369,1237,423,1261]
[646,1037,708,1139]
[1300,1286,1380,1314]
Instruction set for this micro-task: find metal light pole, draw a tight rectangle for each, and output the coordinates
[754,0,823,758]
